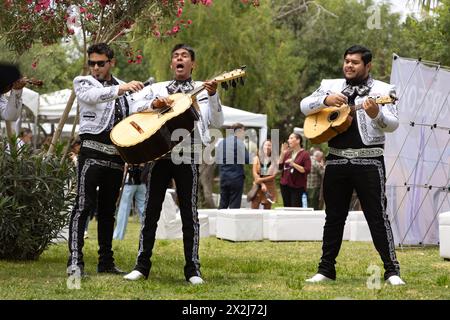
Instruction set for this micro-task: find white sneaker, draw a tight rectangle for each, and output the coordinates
[305,273,333,283]
[386,275,406,286]
[188,276,204,285]
[84,231,89,239]
[123,270,145,281]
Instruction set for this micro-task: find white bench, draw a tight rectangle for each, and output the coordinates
[439,211,450,260]
[216,209,263,241]
[155,190,209,239]
[347,211,372,242]
[197,209,219,236]
[156,213,209,240]
[274,207,314,211]
[268,211,326,241]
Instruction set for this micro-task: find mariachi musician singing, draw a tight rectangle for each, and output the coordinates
[123,43,224,285]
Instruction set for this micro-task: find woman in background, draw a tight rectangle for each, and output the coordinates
[278,133,311,207]
[250,140,277,209]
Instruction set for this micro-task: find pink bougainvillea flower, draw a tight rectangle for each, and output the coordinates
[177,7,183,17]
[201,0,212,6]
[172,25,180,33]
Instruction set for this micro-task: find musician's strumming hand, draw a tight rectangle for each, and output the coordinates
[151,97,174,109]
[363,97,379,119]
[324,93,348,107]
[203,79,218,96]
[118,80,144,96]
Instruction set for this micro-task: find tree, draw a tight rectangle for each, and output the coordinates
[127,0,301,206]
[136,0,302,130]
[407,0,441,13]
[402,0,450,66]
[0,0,259,155]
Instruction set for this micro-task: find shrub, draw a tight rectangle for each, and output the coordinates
[0,137,76,260]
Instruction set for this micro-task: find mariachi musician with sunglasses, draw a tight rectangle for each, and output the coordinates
[67,43,145,279]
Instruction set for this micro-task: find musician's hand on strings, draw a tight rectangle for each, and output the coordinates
[118,80,144,96]
[203,79,218,96]
[324,93,348,107]
[151,97,174,109]
[363,97,379,119]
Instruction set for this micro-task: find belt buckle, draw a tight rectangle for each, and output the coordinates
[342,149,357,159]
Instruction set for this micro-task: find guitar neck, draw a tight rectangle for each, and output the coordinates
[347,96,395,112]
[189,84,206,98]
[351,104,364,112]
[189,66,246,98]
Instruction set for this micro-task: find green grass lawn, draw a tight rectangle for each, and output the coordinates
[0,218,449,300]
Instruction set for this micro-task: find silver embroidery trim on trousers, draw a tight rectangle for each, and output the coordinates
[82,140,120,155]
[328,147,384,159]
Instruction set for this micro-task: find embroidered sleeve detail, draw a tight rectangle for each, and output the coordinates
[100,87,116,101]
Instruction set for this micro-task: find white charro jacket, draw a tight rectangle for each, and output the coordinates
[0,89,22,121]
[129,80,224,145]
[73,75,126,135]
[300,78,399,146]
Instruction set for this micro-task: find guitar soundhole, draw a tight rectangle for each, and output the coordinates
[328,111,340,122]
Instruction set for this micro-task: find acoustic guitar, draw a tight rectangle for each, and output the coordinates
[110,67,246,164]
[303,94,397,144]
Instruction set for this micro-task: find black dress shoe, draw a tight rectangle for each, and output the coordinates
[97,265,126,275]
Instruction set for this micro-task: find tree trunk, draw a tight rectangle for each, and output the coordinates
[46,89,76,156]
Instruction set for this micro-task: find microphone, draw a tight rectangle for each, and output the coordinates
[125,76,155,97]
[143,77,155,87]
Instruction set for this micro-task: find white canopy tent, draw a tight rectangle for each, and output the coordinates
[21,89,268,143]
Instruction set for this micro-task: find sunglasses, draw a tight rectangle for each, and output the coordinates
[87,60,110,67]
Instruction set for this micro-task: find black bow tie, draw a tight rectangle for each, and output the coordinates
[342,75,373,98]
[166,78,195,94]
[99,78,116,87]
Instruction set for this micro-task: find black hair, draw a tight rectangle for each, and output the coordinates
[0,63,21,94]
[171,43,195,61]
[87,43,114,59]
[231,123,245,132]
[344,45,372,65]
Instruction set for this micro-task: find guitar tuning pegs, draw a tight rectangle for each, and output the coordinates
[221,82,229,90]
[239,77,245,85]
[231,79,237,88]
